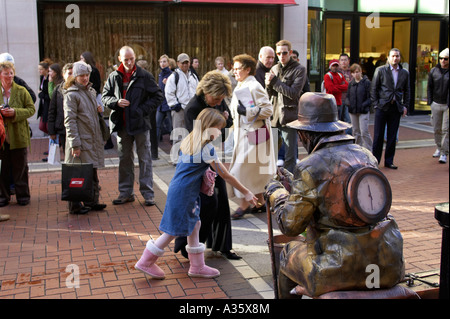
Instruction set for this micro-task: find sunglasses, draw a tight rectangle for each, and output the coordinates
[439,57,449,61]
[276,51,289,56]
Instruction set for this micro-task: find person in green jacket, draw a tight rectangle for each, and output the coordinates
[0,61,36,207]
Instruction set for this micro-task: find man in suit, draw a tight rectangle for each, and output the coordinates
[370,48,410,169]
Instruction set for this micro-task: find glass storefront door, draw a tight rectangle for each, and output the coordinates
[415,20,441,111]
[359,16,411,79]
[324,17,351,63]
[392,19,411,70]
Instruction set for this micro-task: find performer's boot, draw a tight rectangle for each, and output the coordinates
[186,243,220,278]
[135,240,165,279]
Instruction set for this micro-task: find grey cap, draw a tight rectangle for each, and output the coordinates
[177,53,190,63]
[287,92,352,132]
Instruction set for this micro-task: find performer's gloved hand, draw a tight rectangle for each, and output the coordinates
[277,167,293,193]
[172,103,182,112]
[237,100,247,116]
[264,180,284,199]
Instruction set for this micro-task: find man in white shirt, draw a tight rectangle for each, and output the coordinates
[165,53,199,149]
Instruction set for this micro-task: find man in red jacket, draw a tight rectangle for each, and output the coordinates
[324,59,348,119]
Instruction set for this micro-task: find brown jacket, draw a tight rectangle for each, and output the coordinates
[266,59,306,127]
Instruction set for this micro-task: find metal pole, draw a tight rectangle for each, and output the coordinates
[435,202,449,299]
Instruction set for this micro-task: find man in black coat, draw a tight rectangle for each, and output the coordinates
[370,48,410,169]
[102,46,163,206]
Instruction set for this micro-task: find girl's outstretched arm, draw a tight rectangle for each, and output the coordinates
[210,160,257,205]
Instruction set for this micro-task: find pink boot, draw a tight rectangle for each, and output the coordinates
[186,243,220,278]
[135,240,165,279]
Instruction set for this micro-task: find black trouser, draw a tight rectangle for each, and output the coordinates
[372,106,402,166]
[149,109,158,158]
[0,143,30,203]
[175,175,233,253]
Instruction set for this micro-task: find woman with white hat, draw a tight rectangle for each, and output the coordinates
[63,61,107,214]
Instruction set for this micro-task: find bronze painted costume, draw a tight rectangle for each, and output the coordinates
[266,92,405,298]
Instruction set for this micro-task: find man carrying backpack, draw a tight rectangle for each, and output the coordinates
[323,59,348,119]
[164,53,199,155]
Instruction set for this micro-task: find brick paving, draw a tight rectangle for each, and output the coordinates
[0,115,448,300]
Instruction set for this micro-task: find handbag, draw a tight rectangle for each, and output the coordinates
[246,108,270,145]
[61,157,94,202]
[200,167,217,196]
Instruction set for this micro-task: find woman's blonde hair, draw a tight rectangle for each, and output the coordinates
[0,61,15,75]
[196,71,231,98]
[180,108,226,156]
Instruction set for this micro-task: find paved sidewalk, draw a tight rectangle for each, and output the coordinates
[0,114,448,299]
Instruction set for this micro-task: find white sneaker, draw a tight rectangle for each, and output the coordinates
[277,159,285,167]
[439,154,447,164]
[433,149,440,157]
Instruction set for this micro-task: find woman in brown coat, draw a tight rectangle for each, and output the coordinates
[63,61,106,214]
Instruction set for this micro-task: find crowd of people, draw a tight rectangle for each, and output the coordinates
[0,42,448,280]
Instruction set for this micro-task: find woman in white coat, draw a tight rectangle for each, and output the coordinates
[229,54,276,219]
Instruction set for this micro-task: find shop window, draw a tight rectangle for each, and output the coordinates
[418,0,449,14]
[358,0,415,13]
[308,0,353,11]
[415,20,441,111]
[167,5,279,77]
[359,16,410,80]
[41,3,279,80]
[307,9,322,90]
[41,3,165,80]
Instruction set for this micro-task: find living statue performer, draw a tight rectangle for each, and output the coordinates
[265,92,405,299]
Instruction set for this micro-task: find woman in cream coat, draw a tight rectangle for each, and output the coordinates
[63,61,106,214]
[229,54,276,219]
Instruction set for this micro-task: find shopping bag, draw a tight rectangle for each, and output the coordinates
[48,140,60,165]
[61,158,94,202]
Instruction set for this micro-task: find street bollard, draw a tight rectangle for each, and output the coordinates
[435,202,449,299]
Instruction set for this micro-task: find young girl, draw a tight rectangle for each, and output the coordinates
[344,63,373,150]
[135,108,257,279]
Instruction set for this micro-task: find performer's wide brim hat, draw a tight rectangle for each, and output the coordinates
[287,92,352,132]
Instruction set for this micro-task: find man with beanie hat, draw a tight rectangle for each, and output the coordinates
[427,47,449,164]
[323,59,348,119]
[102,46,163,207]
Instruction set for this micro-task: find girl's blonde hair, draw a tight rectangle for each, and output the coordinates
[196,71,231,98]
[63,75,76,90]
[180,108,226,156]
